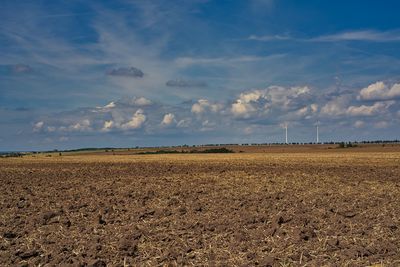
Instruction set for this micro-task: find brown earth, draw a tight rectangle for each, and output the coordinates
[1,150,400,266]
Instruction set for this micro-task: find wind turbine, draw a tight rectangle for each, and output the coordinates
[315,121,320,144]
[280,122,288,144]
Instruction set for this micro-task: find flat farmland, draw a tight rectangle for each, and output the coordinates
[1,150,400,266]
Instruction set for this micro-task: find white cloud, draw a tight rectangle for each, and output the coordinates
[104,101,116,109]
[239,90,263,103]
[346,101,394,117]
[231,90,265,118]
[69,119,91,132]
[101,120,114,132]
[312,30,400,42]
[33,121,44,132]
[310,104,318,113]
[191,99,223,114]
[132,97,152,106]
[121,109,146,130]
[231,100,256,118]
[358,81,400,101]
[320,95,351,117]
[161,113,176,126]
[296,106,309,117]
[175,55,285,67]
[231,86,310,118]
[248,30,400,43]
[26,80,400,140]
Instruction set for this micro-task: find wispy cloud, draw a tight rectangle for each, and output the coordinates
[166,79,207,87]
[247,34,291,41]
[175,54,286,67]
[312,30,400,42]
[248,30,400,42]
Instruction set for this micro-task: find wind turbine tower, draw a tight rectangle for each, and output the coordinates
[316,121,320,144]
[281,122,288,144]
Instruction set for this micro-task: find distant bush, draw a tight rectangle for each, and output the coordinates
[192,148,234,153]
[338,142,358,148]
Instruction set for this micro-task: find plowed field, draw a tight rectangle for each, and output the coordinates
[1,151,400,266]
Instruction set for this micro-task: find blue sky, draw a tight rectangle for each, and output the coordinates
[1,0,400,150]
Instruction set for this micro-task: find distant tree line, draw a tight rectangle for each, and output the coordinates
[0,152,23,158]
[3,140,399,156]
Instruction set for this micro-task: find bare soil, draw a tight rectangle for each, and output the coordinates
[1,150,400,266]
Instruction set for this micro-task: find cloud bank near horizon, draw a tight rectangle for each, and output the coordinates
[28,80,400,148]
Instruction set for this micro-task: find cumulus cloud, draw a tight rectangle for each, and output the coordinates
[131,97,152,106]
[33,121,44,132]
[107,67,144,78]
[231,90,266,118]
[346,101,394,117]
[296,106,309,117]
[321,93,394,118]
[358,81,400,101]
[118,97,152,106]
[161,113,176,126]
[68,119,91,132]
[120,109,146,130]
[29,80,400,141]
[230,86,311,118]
[191,99,223,114]
[231,101,253,118]
[166,79,207,87]
[101,120,114,132]
[320,95,352,117]
[310,104,318,113]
